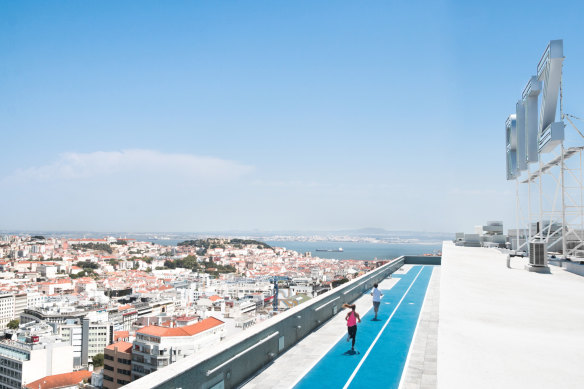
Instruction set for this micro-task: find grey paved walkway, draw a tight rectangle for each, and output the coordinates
[401,266,440,389]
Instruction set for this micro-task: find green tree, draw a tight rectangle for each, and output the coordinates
[77,261,99,270]
[229,238,272,249]
[7,319,19,330]
[69,270,87,279]
[332,278,349,288]
[92,353,104,367]
[71,243,113,254]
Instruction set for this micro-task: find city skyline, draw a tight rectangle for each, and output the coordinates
[2,1,584,233]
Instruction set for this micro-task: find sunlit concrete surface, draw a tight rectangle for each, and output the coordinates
[401,266,440,389]
[439,242,584,389]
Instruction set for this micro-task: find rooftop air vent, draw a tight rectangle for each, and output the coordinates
[529,240,547,267]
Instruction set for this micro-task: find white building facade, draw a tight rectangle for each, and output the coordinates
[0,295,15,329]
[0,340,73,388]
[131,317,225,381]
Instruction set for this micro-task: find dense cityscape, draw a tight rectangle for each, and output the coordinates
[0,234,386,388]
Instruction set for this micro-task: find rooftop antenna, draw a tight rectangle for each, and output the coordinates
[272,279,278,313]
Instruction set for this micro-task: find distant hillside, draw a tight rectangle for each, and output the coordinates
[178,238,272,250]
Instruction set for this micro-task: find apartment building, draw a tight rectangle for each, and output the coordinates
[53,317,111,367]
[215,281,273,300]
[25,293,45,310]
[107,308,138,332]
[131,317,225,380]
[103,342,132,389]
[20,308,86,326]
[0,339,73,388]
[58,321,83,367]
[0,294,15,329]
[82,318,111,364]
[13,294,27,321]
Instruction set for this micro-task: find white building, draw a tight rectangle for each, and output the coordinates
[291,284,314,296]
[0,339,73,388]
[215,281,273,300]
[82,318,111,365]
[13,294,27,323]
[131,317,225,380]
[26,293,45,310]
[58,321,83,367]
[0,294,15,329]
[310,268,321,280]
[228,300,256,318]
[39,264,58,279]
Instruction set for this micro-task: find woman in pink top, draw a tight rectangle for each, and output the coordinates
[343,303,362,351]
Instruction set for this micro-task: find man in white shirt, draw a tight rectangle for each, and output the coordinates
[371,283,383,321]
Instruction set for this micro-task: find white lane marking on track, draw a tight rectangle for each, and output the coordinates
[342,266,425,389]
[287,293,378,388]
[289,273,396,389]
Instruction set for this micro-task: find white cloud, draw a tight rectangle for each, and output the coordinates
[3,150,253,183]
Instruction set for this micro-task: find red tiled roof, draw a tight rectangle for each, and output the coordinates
[176,316,197,321]
[118,304,132,311]
[113,331,130,342]
[25,370,92,389]
[105,341,133,353]
[138,317,224,337]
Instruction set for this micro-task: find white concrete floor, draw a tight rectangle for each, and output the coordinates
[439,242,584,389]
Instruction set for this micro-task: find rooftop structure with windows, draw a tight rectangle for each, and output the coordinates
[131,317,225,381]
[0,337,73,389]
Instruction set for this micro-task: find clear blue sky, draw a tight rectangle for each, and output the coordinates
[2,1,584,233]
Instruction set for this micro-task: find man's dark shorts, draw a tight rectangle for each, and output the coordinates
[373,301,380,310]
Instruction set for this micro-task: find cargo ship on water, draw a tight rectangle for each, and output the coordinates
[315,248,343,252]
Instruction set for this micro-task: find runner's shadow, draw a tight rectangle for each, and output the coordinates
[343,350,360,356]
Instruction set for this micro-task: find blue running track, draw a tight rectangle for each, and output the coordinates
[294,265,433,389]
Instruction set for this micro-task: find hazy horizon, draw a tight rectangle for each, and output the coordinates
[0,227,454,237]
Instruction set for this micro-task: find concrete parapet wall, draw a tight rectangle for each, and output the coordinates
[124,257,405,389]
[404,256,441,265]
[562,261,584,277]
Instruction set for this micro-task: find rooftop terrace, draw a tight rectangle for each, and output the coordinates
[438,241,584,388]
[123,245,584,388]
